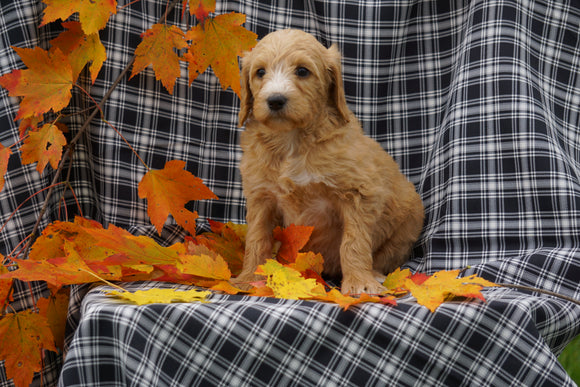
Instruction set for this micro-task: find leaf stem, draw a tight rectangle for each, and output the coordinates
[78,268,126,292]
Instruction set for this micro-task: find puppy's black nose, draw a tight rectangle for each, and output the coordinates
[267,94,287,111]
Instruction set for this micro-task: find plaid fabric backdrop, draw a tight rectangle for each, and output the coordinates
[1,0,579,386]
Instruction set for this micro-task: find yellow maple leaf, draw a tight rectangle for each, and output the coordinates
[255,259,321,300]
[404,269,498,312]
[107,288,211,305]
[383,267,411,290]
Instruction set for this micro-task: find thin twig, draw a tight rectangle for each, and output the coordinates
[18,0,182,258]
[497,283,580,306]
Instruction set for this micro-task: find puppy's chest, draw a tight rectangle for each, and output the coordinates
[273,158,339,226]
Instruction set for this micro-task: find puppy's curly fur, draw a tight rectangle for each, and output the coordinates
[235,29,424,294]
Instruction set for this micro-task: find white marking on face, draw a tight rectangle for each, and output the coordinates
[260,66,294,97]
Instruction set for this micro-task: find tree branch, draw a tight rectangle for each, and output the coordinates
[19,0,182,258]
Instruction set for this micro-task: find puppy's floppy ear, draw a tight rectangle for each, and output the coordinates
[238,53,253,127]
[326,44,350,124]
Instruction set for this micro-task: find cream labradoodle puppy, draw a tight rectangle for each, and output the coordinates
[235,29,424,294]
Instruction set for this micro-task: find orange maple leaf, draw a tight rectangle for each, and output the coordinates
[50,21,107,83]
[187,0,216,21]
[130,24,188,94]
[316,288,397,311]
[29,217,101,262]
[177,253,231,281]
[36,288,70,350]
[2,245,106,289]
[0,47,74,120]
[40,0,117,35]
[0,143,13,192]
[20,123,67,174]
[273,224,314,264]
[404,269,498,312]
[183,12,257,96]
[0,263,12,306]
[189,219,246,275]
[0,310,57,387]
[138,160,218,235]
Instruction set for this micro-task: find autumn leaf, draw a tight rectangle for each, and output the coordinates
[404,269,498,312]
[40,0,117,35]
[177,253,231,280]
[187,0,216,21]
[2,244,108,289]
[0,47,74,120]
[17,115,42,138]
[84,223,182,271]
[107,288,211,305]
[36,288,70,350]
[317,288,397,311]
[50,21,107,83]
[190,220,246,275]
[29,217,107,263]
[20,123,67,174]
[383,267,412,290]
[273,224,314,264]
[183,12,257,96]
[209,280,244,294]
[0,310,57,387]
[130,24,188,94]
[0,143,13,192]
[0,263,12,306]
[255,259,322,300]
[138,160,218,235]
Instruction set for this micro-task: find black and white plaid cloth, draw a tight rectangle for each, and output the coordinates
[1,0,579,386]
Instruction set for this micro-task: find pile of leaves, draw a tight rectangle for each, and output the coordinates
[0,1,498,386]
[0,215,498,386]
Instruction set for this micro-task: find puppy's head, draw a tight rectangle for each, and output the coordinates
[239,29,350,129]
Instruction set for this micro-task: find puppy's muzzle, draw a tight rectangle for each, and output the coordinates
[267,94,287,112]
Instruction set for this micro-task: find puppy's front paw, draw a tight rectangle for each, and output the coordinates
[341,275,387,295]
[230,273,264,291]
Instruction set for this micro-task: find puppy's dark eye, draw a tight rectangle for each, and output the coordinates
[256,68,266,78]
[295,67,310,77]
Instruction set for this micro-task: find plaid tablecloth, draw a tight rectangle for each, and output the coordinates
[1,0,579,386]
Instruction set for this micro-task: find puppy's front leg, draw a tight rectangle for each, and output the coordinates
[339,201,387,295]
[232,194,279,288]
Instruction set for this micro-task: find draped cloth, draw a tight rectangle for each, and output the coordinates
[0,1,579,385]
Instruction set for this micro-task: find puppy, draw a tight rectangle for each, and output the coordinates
[235,29,424,294]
